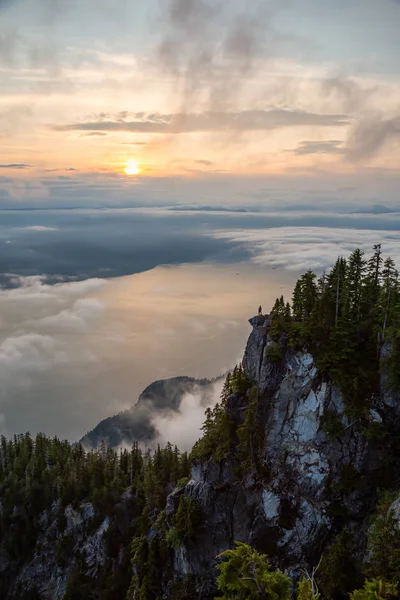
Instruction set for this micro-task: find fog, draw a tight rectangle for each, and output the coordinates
[0,262,294,441]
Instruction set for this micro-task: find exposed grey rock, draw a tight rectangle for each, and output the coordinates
[390,494,400,525]
[167,315,396,595]
[6,502,110,599]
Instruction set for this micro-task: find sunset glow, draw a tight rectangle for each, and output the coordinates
[124,160,141,176]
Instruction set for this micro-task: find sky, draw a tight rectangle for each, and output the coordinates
[1,0,400,442]
[0,0,399,201]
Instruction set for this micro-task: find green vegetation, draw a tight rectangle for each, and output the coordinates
[320,409,344,438]
[350,579,398,600]
[237,386,263,474]
[0,433,190,599]
[3,248,400,599]
[191,366,250,463]
[216,542,291,599]
[166,495,201,549]
[365,491,400,580]
[269,246,400,416]
[317,528,362,600]
[265,341,284,363]
[297,578,320,600]
[217,543,399,600]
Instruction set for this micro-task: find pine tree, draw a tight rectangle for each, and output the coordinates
[216,542,291,600]
[381,257,398,338]
[347,249,367,322]
[292,271,318,321]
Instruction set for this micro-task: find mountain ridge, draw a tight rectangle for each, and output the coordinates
[80,375,223,450]
[2,246,400,599]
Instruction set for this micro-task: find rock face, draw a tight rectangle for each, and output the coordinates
[3,502,109,599]
[167,316,396,596]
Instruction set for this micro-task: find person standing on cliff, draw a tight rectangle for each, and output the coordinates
[258,305,262,316]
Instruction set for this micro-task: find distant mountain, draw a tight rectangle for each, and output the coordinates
[80,376,221,449]
[351,203,399,214]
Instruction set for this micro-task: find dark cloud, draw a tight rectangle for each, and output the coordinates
[322,75,376,114]
[121,141,147,146]
[80,132,107,137]
[0,0,19,14]
[195,159,214,166]
[346,115,400,160]
[44,167,78,172]
[294,140,345,156]
[156,0,304,111]
[54,109,348,134]
[0,163,32,169]
[321,75,400,161]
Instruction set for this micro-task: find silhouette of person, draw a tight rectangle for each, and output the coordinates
[258,305,262,316]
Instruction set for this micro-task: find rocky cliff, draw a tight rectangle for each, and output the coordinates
[2,312,400,599]
[166,315,399,597]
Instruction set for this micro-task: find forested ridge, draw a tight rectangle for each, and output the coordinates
[1,246,400,599]
[269,244,400,414]
[0,435,191,598]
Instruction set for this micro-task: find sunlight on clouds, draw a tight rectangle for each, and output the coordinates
[211,227,400,271]
[0,264,293,439]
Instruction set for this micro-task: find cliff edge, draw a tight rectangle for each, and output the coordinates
[167,314,399,597]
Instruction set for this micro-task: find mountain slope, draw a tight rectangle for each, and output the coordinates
[2,247,400,599]
[167,317,395,595]
[80,376,221,450]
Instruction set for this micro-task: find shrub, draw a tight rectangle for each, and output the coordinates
[216,542,290,600]
[350,578,398,600]
[176,476,190,488]
[265,342,283,364]
[320,409,343,438]
[365,491,400,580]
[166,496,201,550]
[317,528,362,600]
[297,578,320,600]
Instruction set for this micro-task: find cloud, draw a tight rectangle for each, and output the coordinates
[21,225,59,231]
[0,333,61,377]
[195,159,214,166]
[0,0,20,15]
[293,140,345,156]
[151,380,224,451]
[80,132,107,137]
[0,276,107,435]
[34,298,104,332]
[346,115,400,160]
[210,227,400,272]
[0,264,285,440]
[0,163,32,169]
[322,75,376,114]
[54,109,348,134]
[121,141,147,145]
[44,168,77,172]
[156,0,305,112]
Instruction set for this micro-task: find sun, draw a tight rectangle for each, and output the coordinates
[124,159,141,175]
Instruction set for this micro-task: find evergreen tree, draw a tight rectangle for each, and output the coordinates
[216,542,291,600]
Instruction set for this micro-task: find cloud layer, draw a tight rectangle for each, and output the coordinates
[0,263,289,440]
[152,380,224,451]
[54,109,348,134]
[211,227,400,271]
